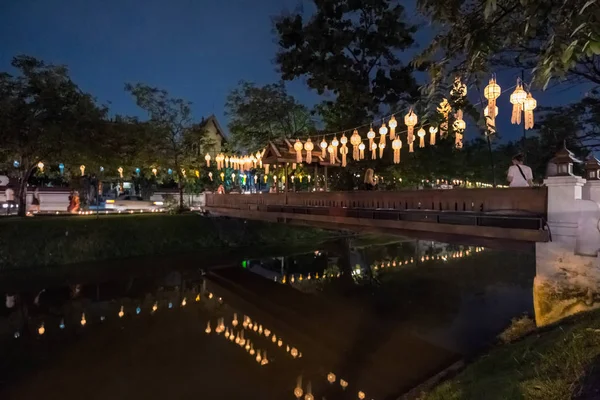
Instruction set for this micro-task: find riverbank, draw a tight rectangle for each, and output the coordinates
[418,309,600,400]
[0,214,335,271]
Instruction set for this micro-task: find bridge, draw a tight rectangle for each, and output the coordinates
[205,187,549,246]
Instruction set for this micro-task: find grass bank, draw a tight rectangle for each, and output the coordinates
[0,214,334,271]
[418,309,600,400]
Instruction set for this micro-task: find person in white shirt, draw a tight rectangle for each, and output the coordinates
[4,185,15,215]
[507,154,533,187]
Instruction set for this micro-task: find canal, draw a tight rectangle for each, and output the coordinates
[0,237,535,400]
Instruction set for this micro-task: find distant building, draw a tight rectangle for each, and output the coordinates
[197,115,228,157]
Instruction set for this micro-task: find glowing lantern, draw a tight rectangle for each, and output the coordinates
[181,168,186,177]
[370,142,377,160]
[261,350,268,365]
[249,343,255,355]
[231,173,235,182]
[453,110,465,149]
[245,340,251,351]
[264,329,271,337]
[379,122,388,148]
[38,323,45,335]
[429,126,438,145]
[404,108,418,145]
[358,391,366,399]
[523,92,537,130]
[350,130,361,160]
[437,99,451,136]
[340,134,349,167]
[78,165,85,176]
[263,175,268,183]
[392,137,402,164]
[367,126,376,148]
[152,302,158,312]
[294,377,304,399]
[152,167,158,176]
[389,115,397,139]
[291,347,299,358]
[327,144,335,164]
[304,138,314,164]
[278,338,283,347]
[417,127,426,148]
[450,76,467,97]
[37,162,44,172]
[80,313,86,326]
[294,139,304,163]
[258,325,263,334]
[320,137,327,158]
[204,153,211,167]
[209,172,213,181]
[118,306,124,318]
[340,379,349,389]
[255,351,262,363]
[484,77,501,131]
[272,334,277,343]
[510,82,527,125]
[118,167,124,178]
[358,142,365,160]
[195,170,200,178]
[220,172,225,181]
[327,373,336,384]
[225,156,230,168]
[378,141,385,158]
[205,321,211,334]
[253,324,258,332]
[235,331,241,344]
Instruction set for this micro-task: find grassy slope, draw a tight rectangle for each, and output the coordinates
[420,309,600,400]
[0,214,332,270]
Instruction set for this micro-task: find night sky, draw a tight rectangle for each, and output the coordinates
[0,0,591,142]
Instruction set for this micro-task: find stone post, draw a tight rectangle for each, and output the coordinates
[534,146,600,326]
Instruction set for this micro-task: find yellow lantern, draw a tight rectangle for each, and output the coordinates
[304,138,314,164]
[392,137,402,164]
[450,76,467,97]
[327,373,336,384]
[350,129,361,160]
[294,139,304,163]
[429,126,438,145]
[37,162,44,172]
[379,122,388,147]
[378,141,385,158]
[205,321,211,334]
[231,173,235,181]
[118,305,124,318]
[204,153,211,167]
[195,170,200,178]
[358,142,365,160]
[327,144,335,164]
[79,165,85,176]
[370,142,377,160]
[484,77,501,129]
[80,312,86,326]
[320,137,327,158]
[437,99,451,136]
[523,92,537,130]
[367,126,376,148]
[388,115,397,139]
[358,391,366,399]
[38,323,45,335]
[510,82,527,125]
[417,127,426,148]
[404,108,418,144]
[340,134,348,167]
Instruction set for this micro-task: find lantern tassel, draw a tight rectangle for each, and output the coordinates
[409,141,414,153]
[419,136,425,148]
[371,143,377,160]
[340,144,348,167]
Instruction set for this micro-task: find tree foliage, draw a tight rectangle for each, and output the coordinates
[274,0,420,129]
[415,0,600,93]
[225,81,313,152]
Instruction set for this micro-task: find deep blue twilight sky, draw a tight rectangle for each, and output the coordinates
[0,0,592,142]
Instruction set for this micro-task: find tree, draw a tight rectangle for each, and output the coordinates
[225,81,314,152]
[415,0,600,92]
[125,83,210,209]
[274,0,420,129]
[0,55,107,215]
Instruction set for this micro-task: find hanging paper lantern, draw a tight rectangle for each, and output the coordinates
[389,115,397,139]
[437,99,451,136]
[484,77,501,131]
[209,172,213,181]
[350,129,361,160]
[37,162,44,172]
[379,122,388,147]
[320,137,327,158]
[220,172,225,181]
[195,170,200,178]
[450,76,467,97]
[429,126,438,145]
[263,175,268,183]
[292,163,297,170]
[409,139,414,153]
[331,135,339,162]
[327,144,335,164]
[294,139,303,163]
[340,134,348,167]
[225,156,230,168]
[523,92,537,130]
[304,138,314,164]
[80,165,86,176]
[152,167,158,176]
[367,126,376,148]
[58,163,64,174]
[378,141,385,158]
[392,137,402,164]
[417,128,426,148]
[264,164,270,174]
[204,153,211,167]
[370,142,377,160]
[358,142,365,160]
[453,110,466,149]
[231,173,235,181]
[404,108,418,144]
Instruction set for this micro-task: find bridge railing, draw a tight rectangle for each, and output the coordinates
[206,187,548,216]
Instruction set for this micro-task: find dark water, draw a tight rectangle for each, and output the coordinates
[0,238,535,400]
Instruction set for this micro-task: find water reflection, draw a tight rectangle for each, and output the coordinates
[0,238,535,400]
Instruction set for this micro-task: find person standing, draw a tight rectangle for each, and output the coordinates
[507,154,533,187]
[30,187,41,214]
[364,168,377,190]
[4,185,15,215]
